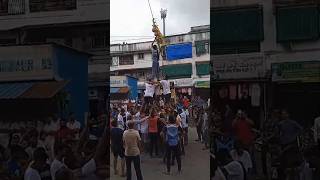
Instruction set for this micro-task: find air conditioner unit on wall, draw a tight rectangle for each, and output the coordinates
[89,89,98,99]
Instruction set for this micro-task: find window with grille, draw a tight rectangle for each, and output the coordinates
[195,40,210,56]
[0,38,16,45]
[212,42,260,55]
[92,35,107,49]
[29,0,76,12]
[119,55,134,65]
[138,53,144,60]
[112,56,119,66]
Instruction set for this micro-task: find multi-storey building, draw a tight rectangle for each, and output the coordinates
[211,0,320,128]
[0,0,109,117]
[110,25,210,100]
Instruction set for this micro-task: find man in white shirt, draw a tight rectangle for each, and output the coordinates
[230,142,253,173]
[160,76,171,105]
[314,115,320,148]
[43,117,60,162]
[144,78,156,108]
[178,109,188,146]
[117,109,125,130]
[67,114,81,140]
[216,150,245,180]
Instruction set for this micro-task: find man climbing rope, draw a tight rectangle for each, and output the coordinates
[151,39,160,80]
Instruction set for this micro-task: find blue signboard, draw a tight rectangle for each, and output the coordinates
[166,43,193,61]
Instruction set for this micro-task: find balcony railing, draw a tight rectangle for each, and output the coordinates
[0,0,25,16]
[29,0,76,12]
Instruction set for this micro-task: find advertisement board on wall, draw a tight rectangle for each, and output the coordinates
[173,78,194,87]
[0,45,54,82]
[272,61,320,82]
[110,76,128,87]
[166,43,193,61]
[213,56,265,80]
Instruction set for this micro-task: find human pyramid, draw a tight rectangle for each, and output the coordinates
[110,39,192,179]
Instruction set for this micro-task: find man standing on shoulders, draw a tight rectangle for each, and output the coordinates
[123,121,143,180]
[160,75,171,106]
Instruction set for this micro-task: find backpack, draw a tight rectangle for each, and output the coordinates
[220,161,247,180]
[166,124,179,146]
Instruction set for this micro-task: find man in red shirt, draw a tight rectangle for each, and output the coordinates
[56,120,72,141]
[182,96,190,109]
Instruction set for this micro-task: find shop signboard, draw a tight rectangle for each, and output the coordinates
[0,45,54,82]
[272,61,320,82]
[110,76,128,87]
[174,78,194,87]
[213,56,265,79]
[195,81,210,88]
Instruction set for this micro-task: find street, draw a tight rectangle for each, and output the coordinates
[110,127,210,180]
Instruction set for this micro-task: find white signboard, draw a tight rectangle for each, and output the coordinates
[213,56,265,79]
[174,78,194,87]
[0,45,54,82]
[110,76,128,87]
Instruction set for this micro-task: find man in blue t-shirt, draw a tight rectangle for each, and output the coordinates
[163,115,183,175]
[110,120,125,177]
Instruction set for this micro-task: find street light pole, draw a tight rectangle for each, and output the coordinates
[160,8,167,37]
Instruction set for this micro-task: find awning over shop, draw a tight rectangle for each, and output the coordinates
[196,63,210,76]
[20,81,69,99]
[161,63,192,79]
[0,81,68,99]
[0,83,34,99]
[110,87,129,94]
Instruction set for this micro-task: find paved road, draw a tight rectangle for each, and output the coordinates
[110,127,210,180]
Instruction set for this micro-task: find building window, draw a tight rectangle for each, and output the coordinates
[92,35,107,49]
[178,36,184,42]
[276,6,319,42]
[0,0,25,15]
[212,42,260,55]
[119,55,134,65]
[112,56,119,66]
[195,40,210,56]
[0,38,16,45]
[29,0,76,12]
[138,53,144,60]
[212,6,264,44]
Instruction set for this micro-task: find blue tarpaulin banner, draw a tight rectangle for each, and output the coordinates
[166,43,193,61]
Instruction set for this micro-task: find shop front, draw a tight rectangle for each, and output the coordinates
[212,55,267,127]
[0,43,90,124]
[110,75,138,102]
[171,78,194,100]
[271,61,320,127]
[194,77,210,100]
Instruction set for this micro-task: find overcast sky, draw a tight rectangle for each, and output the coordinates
[110,0,210,44]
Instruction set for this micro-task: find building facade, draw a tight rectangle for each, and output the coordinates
[110,25,210,100]
[0,0,109,118]
[211,0,320,128]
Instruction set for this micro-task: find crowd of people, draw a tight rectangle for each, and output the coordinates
[0,113,108,180]
[110,75,210,180]
[211,106,320,180]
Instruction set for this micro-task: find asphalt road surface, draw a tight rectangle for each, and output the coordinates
[110,127,210,180]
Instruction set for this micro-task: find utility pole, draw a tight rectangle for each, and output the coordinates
[160,8,167,37]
